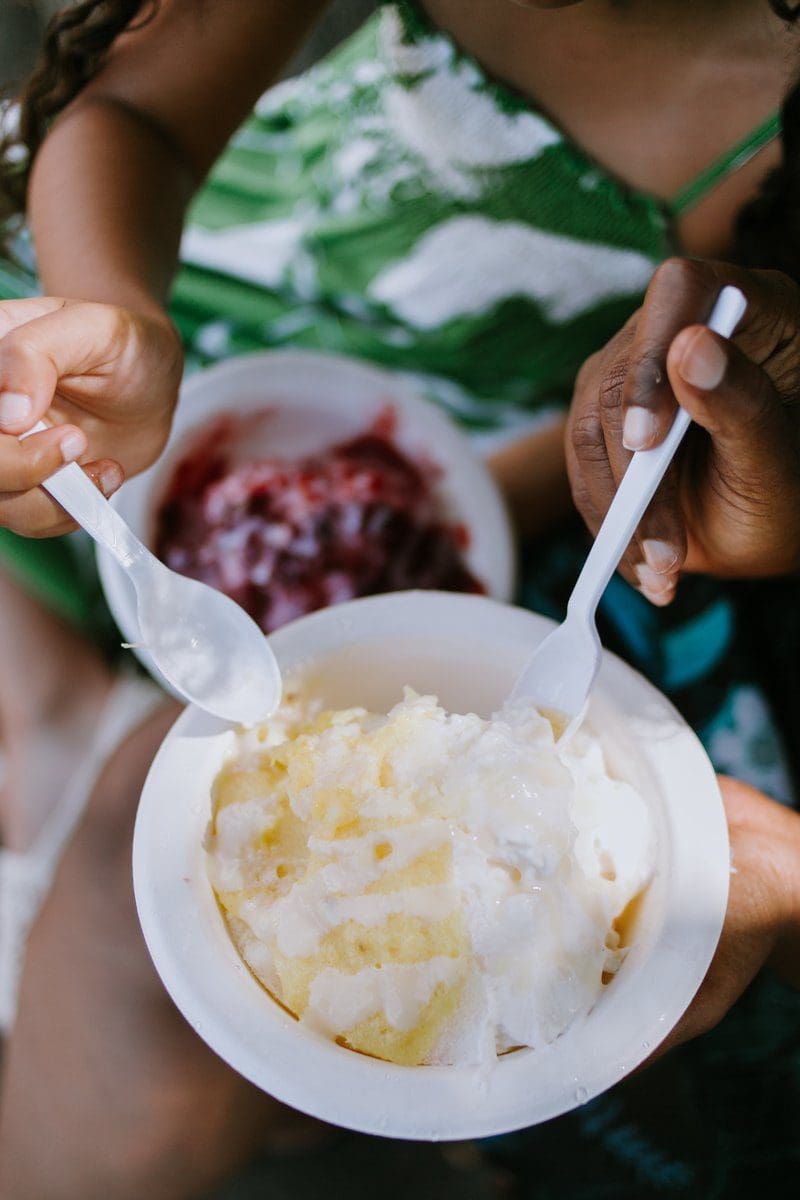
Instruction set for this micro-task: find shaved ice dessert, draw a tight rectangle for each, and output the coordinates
[205,689,655,1068]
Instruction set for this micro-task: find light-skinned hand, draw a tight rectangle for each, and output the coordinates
[0,297,182,536]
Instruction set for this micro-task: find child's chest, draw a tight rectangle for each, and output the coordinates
[418,0,795,257]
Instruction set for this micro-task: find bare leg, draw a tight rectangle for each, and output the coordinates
[0,696,317,1200]
[0,571,111,852]
[0,579,321,1199]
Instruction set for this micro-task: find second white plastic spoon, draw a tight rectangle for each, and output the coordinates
[29,424,282,725]
[510,285,747,728]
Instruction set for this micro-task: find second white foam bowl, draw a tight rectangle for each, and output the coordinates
[98,349,515,690]
[133,592,729,1141]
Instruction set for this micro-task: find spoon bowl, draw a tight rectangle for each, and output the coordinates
[131,555,282,725]
[30,425,282,725]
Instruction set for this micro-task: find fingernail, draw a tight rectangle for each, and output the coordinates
[0,390,32,427]
[642,538,679,574]
[99,465,122,496]
[622,406,659,451]
[636,563,675,596]
[679,328,726,390]
[636,561,677,607]
[642,587,675,607]
[60,430,86,464]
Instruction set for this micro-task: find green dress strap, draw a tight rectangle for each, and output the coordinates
[669,110,782,217]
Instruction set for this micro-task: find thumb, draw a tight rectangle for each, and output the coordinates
[666,325,791,466]
[0,301,129,434]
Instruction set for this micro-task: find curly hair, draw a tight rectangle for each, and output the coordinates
[1,0,157,211]
[2,0,800,276]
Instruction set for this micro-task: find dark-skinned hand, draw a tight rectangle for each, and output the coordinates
[566,257,800,604]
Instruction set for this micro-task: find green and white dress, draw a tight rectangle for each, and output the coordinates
[1,4,797,1190]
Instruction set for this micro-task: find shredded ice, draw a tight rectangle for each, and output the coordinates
[206,688,655,1066]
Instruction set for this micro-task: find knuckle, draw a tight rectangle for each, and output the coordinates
[105,304,137,362]
[6,331,37,360]
[8,437,59,489]
[598,358,628,416]
[650,256,711,302]
[570,411,607,465]
[0,331,39,375]
[575,329,637,402]
[12,453,43,490]
[109,304,131,347]
[629,259,719,408]
[625,355,668,404]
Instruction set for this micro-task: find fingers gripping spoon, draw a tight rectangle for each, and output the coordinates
[27,422,282,725]
[510,286,747,734]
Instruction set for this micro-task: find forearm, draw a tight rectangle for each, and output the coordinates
[28,97,194,321]
[26,0,331,319]
[488,417,574,541]
[769,808,800,990]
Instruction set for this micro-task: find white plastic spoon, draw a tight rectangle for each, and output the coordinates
[510,285,747,730]
[28,422,282,725]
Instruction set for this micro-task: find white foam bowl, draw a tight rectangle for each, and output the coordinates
[133,591,729,1142]
[98,350,515,688]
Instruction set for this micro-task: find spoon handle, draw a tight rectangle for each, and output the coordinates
[24,420,148,570]
[567,285,747,621]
